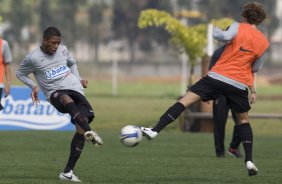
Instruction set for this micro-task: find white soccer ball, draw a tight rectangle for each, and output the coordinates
[120,125,142,147]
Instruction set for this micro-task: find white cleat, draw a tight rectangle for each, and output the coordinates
[59,170,81,182]
[84,130,103,146]
[246,161,258,176]
[140,127,158,140]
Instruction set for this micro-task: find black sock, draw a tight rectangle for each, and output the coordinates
[238,123,253,162]
[230,125,241,149]
[65,102,91,131]
[64,133,85,173]
[152,102,186,133]
[73,113,92,132]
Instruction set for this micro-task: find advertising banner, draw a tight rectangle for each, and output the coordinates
[0,86,73,130]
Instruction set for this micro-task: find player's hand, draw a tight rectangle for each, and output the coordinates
[4,86,10,97]
[250,92,256,104]
[31,86,40,105]
[81,79,88,88]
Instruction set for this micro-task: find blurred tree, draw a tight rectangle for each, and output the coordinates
[88,1,106,63]
[39,0,80,48]
[39,0,54,33]
[56,0,79,48]
[112,0,171,62]
[198,0,278,38]
[9,0,31,43]
[7,0,33,59]
[138,9,232,85]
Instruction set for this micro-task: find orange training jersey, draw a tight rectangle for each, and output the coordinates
[211,23,269,86]
[0,38,3,84]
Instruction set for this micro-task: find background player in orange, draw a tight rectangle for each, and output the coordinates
[0,37,12,111]
[141,2,269,176]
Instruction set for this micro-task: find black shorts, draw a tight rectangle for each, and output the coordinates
[50,90,94,123]
[0,88,3,110]
[188,76,250,113]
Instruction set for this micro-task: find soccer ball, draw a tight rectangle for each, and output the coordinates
[120,125,142,147]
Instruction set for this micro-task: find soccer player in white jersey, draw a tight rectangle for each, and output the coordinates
[16,27,102,182]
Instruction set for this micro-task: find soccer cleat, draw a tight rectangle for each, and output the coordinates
[84,130,103,146]
[228,148,242,158]
[59,170,81,182]
[216,153,225,158]
[246,161,258,176]
[140,127,158,140]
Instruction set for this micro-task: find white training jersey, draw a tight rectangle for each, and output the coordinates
[16,45,84,100]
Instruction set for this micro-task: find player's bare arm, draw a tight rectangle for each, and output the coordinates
[4,63,11,97]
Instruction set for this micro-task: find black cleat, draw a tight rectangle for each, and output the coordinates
[228,148,242,158]
[216,153,225,158]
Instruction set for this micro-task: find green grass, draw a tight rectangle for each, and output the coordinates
[2,79,282,183]
[0,131,282,184]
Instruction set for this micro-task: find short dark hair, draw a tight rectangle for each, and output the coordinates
[43,27,61,39]
[241,2,266,25]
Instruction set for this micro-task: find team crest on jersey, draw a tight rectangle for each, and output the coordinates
[61,49,67,56]
[44,64,70,80]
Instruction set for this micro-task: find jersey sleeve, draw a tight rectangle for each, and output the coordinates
[213,22,239,42]
[64,46,80,79]
[2,40,12,63]
[251,52,267,73]
[16,56,37,89]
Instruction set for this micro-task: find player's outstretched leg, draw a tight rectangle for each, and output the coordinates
[141,102,185,140]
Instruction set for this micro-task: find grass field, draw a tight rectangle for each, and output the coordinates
[1,131,282,184]
[1,79,282,183]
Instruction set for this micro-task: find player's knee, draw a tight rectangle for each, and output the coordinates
[60,94,73,105]
[238,114,249,123]
[88,115,95,124]
[74,113,87,125]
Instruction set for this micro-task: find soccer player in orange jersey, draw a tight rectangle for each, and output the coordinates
[141,2,269,176]
[0,38,12,111]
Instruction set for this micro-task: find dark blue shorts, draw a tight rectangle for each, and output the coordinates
[188,76,250,113]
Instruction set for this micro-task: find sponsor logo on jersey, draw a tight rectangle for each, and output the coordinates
[44,64,70,80]
[239,46,253,53]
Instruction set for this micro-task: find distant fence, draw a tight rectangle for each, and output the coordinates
[179,109,282,132]
[186,111,282,120]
